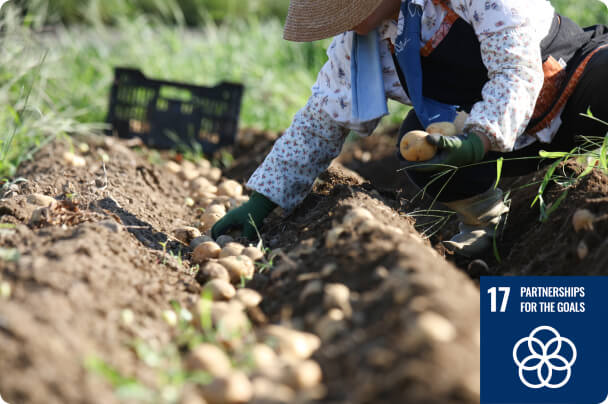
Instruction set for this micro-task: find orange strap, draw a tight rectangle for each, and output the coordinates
[529,44,608,133]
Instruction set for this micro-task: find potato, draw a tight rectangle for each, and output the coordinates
[217,180,243,198]
[426,121,457,136]
[173,226,202,244]
[572,209,595,232]
[400,122,459,161]
[187,343,232,376]
[235,288,262,308]
[62,151,86,167]
[164,161,182,175]
[192,241,222,264]
[219,242,245,258]
[284,360,323,389]
[200,212,223,233]
[219,255,255,283]
[242,246,264,261]
[201,371,252,404]
[201,279,236,301]
[399,130,436,162]
[206,203,227,216]
[196,261,231,284]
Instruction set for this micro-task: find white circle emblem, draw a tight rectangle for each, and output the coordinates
[513,325,577,389]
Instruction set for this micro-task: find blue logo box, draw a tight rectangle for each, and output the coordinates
[480,276,608,404]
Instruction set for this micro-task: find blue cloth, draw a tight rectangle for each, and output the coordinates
[394,0,457,127]
[351,29,388,122]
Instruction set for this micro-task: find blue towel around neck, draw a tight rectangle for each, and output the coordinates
[351,29,389,122]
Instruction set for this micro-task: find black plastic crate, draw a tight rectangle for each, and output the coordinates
[107,67,244,153]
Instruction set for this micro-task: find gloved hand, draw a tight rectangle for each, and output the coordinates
[211,191,277,241]
[405,132,486,173]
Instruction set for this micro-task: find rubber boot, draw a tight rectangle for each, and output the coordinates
[442,188,509,258]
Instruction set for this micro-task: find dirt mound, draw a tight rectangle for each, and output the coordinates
[2,129,606,404]
[0,138,199,403]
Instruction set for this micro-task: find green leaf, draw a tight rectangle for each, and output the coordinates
[599,134,608,171]
[494,157,503,189]
[578,157,598,179]
[538,150,570,159]
[531,159,561,208]
[540,189,569,222]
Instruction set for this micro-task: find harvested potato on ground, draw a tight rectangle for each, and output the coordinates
[206,167,222,183]
[201,279,236,301]
[251,377,295,403]
[187,343,232,376]
[284,360,323,389]
[206,204,227,216]
[200,212,223,233]
[219,242,245,258]
[173,226,202,244]
[164,160,182,174]
[572,209,595,232]
[192,241,222,264]
[263,325,321,360]
[217,180,243,198]
[242,246,264,261]
[190,177,218,195]
[235,288,262,308]
[201,371,252,404]
[219,255,255,283]
[399,130,436,162]
[426,121,457,136]
[195,261,231,284]
[62,151,86,167]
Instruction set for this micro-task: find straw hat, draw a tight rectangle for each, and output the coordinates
[283,0,384,42]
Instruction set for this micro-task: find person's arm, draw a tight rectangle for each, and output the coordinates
[246,99,349,212]
[451,0,555,152]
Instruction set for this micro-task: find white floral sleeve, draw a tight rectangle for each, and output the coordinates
[465,27,544,151]
[448,0,554,151]
[246,99,349,212]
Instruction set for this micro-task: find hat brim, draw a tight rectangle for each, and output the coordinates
[283,0,384,42]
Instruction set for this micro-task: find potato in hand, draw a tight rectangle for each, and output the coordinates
[399,122,457,162]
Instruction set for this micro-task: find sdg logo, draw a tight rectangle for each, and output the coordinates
[513,325,576,389]
[513,326,577,389]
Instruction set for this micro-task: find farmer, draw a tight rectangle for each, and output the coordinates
[212,0,608,257]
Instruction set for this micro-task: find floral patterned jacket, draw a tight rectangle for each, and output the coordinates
[248,0,556,211]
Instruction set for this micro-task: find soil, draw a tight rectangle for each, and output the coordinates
[1,128,607,404]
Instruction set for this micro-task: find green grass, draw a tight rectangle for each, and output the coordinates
[0,4,329,177]
[23,0,291,26]
[551,0,608,26]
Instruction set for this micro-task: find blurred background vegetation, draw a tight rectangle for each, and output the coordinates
[0,0,607,177]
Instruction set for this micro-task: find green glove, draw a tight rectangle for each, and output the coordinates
[211,191,277,241]
[408,133,486,173]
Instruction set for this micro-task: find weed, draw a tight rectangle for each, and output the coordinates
[247,213,276,272]
[158,240,169,265]
[405,209,455,239]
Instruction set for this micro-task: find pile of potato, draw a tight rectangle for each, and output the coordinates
[168,158,324,404]
[166,159,250,235]
[175,241,323,404]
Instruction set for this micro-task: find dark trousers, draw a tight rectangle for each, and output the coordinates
[397,47,608,202]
